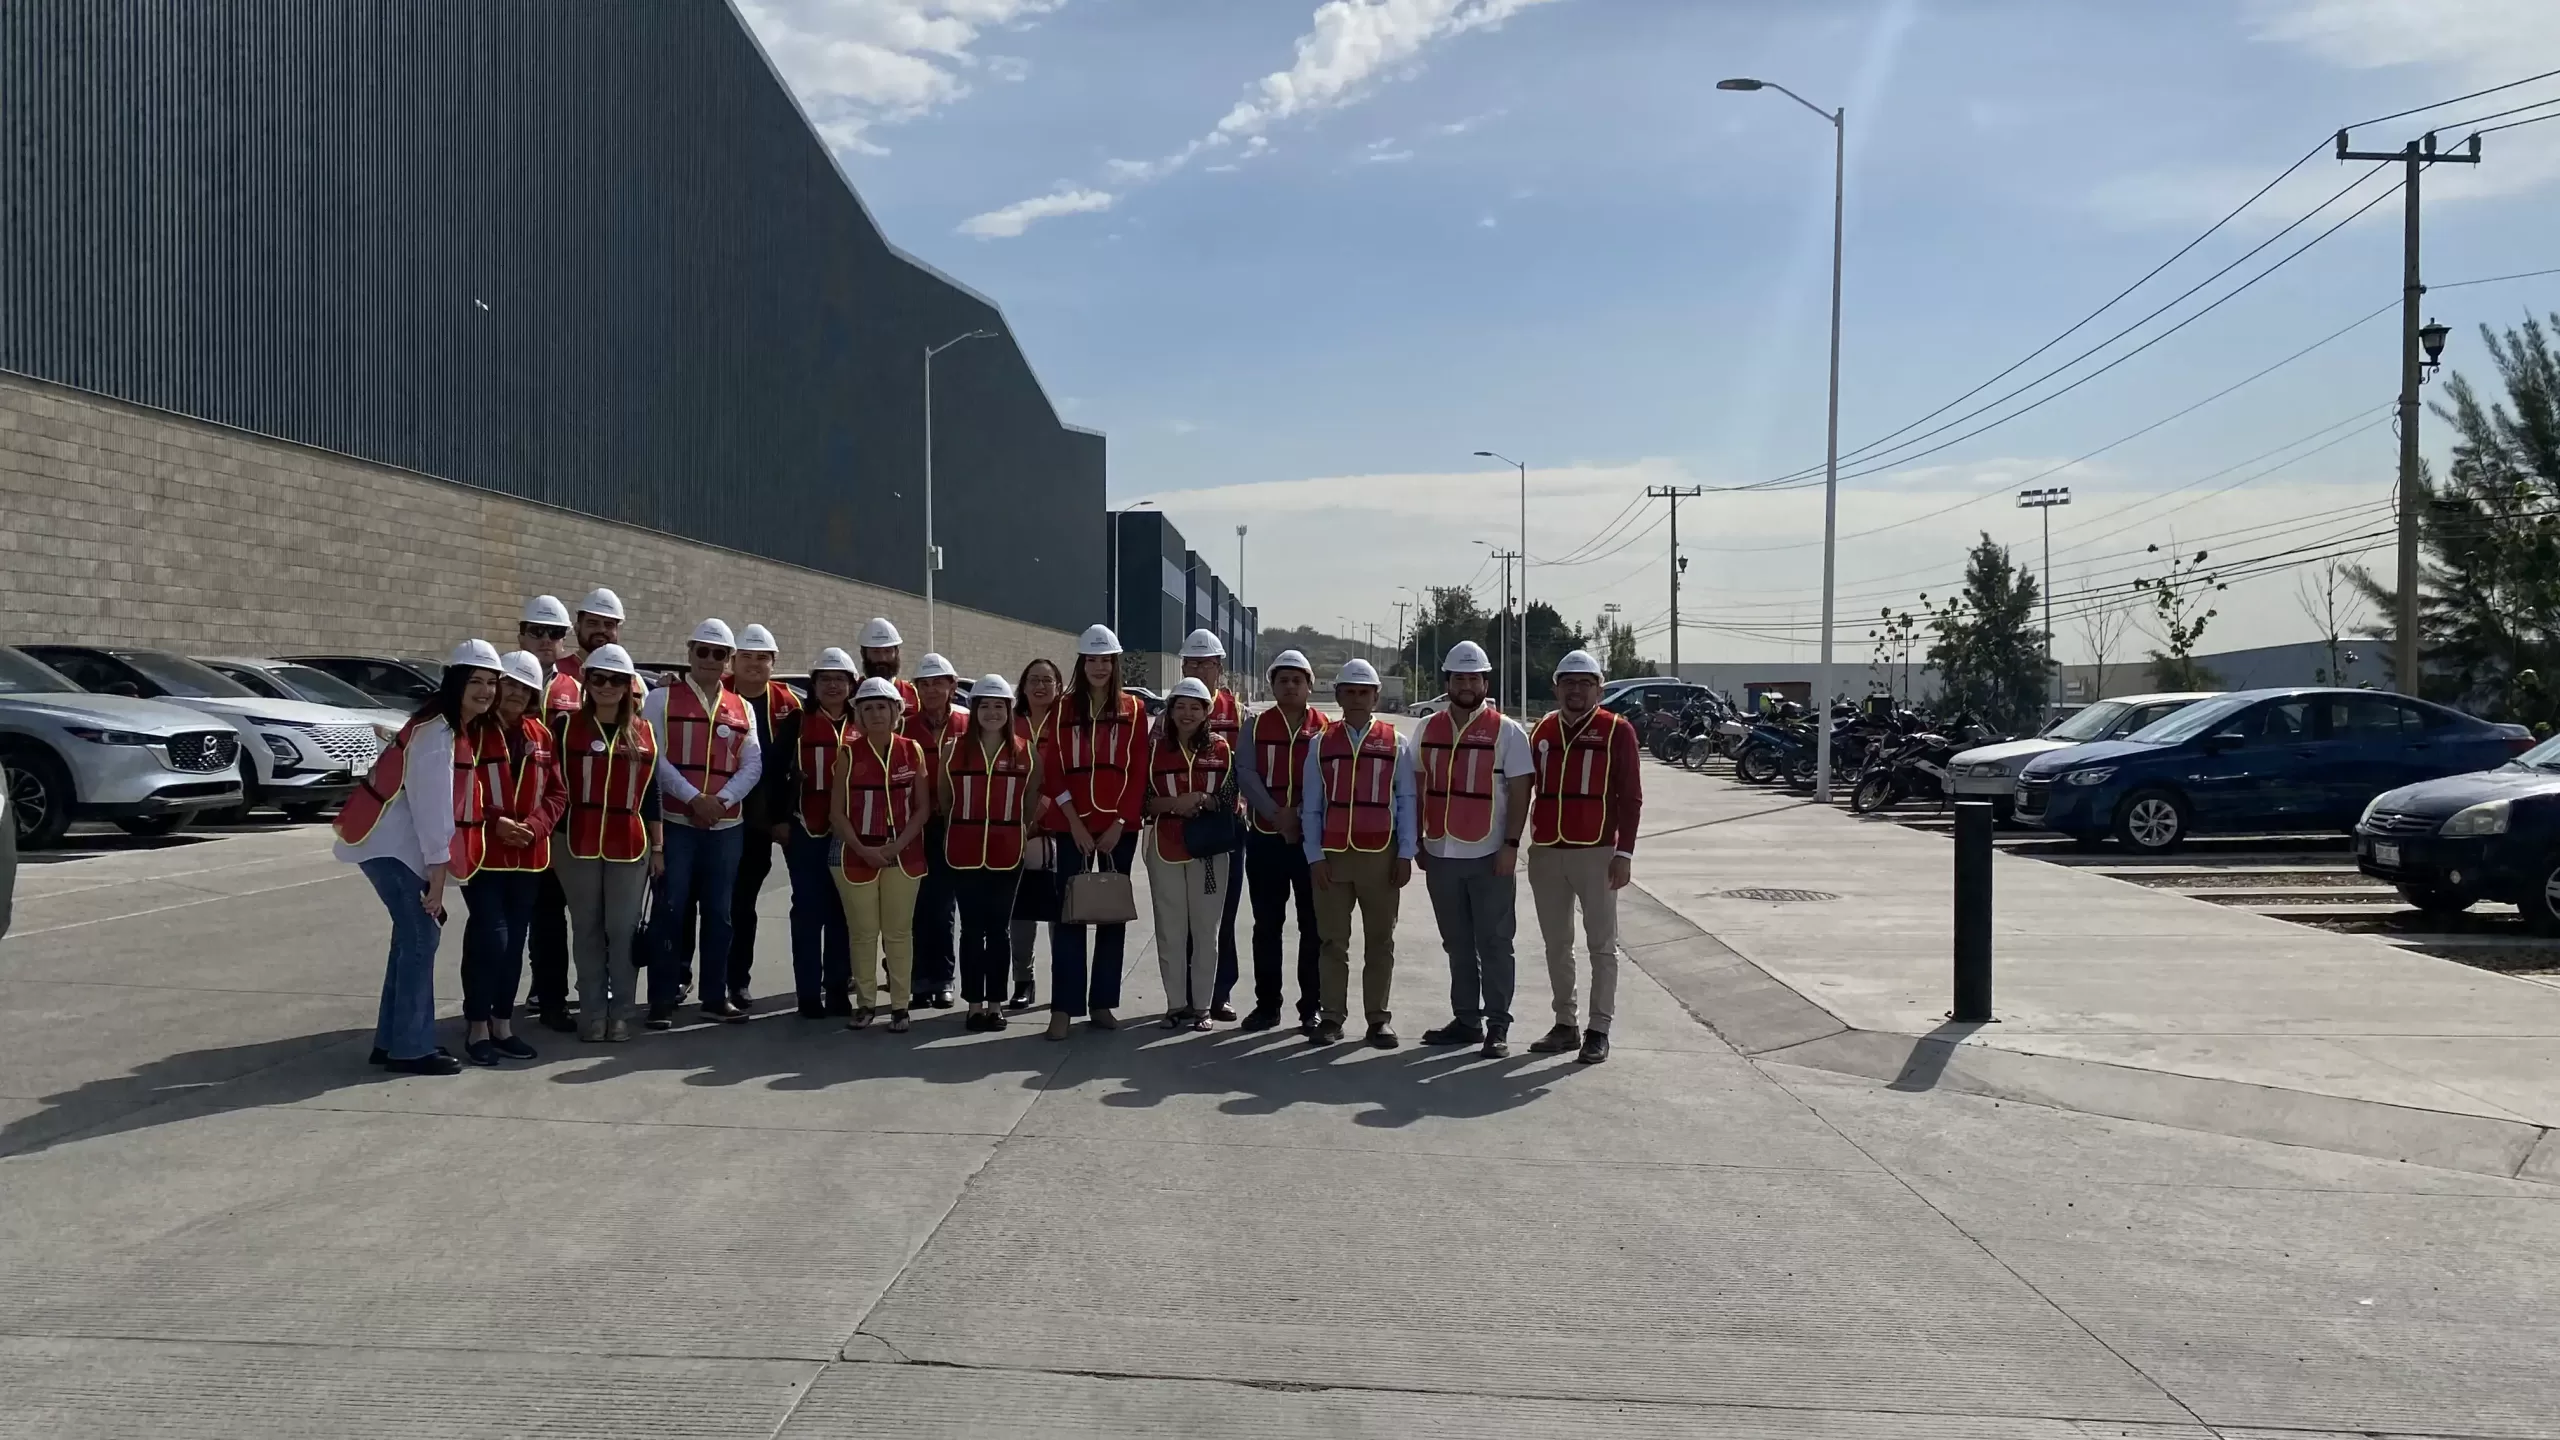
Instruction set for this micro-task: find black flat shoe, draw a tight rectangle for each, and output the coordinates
[1481,1027,1510,1060]
[700,1000,748,1023]
[383,1051,462,1076]
[644,1004,677,1032]
[537,1007,577,1034]
[986,1010,1010,1031]
[1422,1021,1485,1046]
[729,989,754,1013]
[1309,1020,1344,1045]
[369,1045,452,1067]
[1239,1008,1280,1032]
[1006,983,1036,1011]
[1577,1030,1611,1065]
[824,993,855,1018]
[1528,1023,1582,1054]
[492,1035,538,1061]
[465,1039,502,1067]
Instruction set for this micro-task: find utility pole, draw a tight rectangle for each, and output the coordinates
[2337,126,2481,696]
[1646,485,1703,676]
[2018,487,2070,714]
[1491,549,1522,711]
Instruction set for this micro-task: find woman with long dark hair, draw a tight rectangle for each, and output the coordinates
[1037,627,1148,1040]
[334,640,505,1075]
[1144,678,1237,1029]
[1006,656,1065,1011]
[943,675,1040,1031]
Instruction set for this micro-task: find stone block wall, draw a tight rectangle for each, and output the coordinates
[0,372,1082,678]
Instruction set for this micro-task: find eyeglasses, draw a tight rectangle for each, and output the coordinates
[691,646,731,661]
[520,625,568,641]
[588,674,633,688]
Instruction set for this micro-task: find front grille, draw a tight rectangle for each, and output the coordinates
[310,724,382,768]
[2015,777,2052,818]
[165,730,239,773]
[159,781,240,799]
[2360,810,2436,837]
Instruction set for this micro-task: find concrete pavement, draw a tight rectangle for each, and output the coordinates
[2,814,2557,1437]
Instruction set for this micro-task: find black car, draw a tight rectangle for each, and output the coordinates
[1600,680,1710,719]
[2355,731,2560,931]
[281,654,446,708]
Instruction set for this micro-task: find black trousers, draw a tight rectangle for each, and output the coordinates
[1245,830,1322,1020]
[951,866,1023,1004]
[911,818,957,995]
[1208,843,1246,1008]
[524,867,570,1013]
[728,826,775,994]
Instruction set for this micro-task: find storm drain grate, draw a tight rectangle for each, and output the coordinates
[1721,887,1840,903]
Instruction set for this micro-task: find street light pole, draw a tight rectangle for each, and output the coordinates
[923,328,996,655]
[2018,487,2071,712]
[1474,452,1528,711]
[1719,77,1844,801]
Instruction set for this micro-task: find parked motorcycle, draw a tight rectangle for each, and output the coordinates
[1848,714,1996,813]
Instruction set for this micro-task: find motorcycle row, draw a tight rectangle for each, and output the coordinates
[1643,694,1996,814]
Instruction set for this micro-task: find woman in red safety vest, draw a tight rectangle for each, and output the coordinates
[1005,656,1066,1012]
[832,676,931,1031]
[552,644,662,1043]
[453,650,569,1066]
[1037,625,1149,1040]
[770,648,859,1018]
[1143,677,1238,1030]
[941,673,1041,1032]
[333,639,503,1075]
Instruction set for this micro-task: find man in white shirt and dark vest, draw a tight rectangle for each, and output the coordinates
[1232,648,1328,1032]
[1415,641,1535,1059]
[642,619,764,1027]
[1298,658,1416,1047]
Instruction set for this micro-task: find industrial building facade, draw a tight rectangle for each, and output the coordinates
[1111,511,1258,694]
[0,0,1137,667]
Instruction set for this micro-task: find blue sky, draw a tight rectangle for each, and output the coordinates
[737,0,2560,666]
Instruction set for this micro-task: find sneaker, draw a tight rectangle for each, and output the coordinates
[1480,1025,1510,1060]
[644,1003,676,1032]
[464,1039,502,1067]
[1527,1023,1582,1054]
[492,1035,538,1061]
[1576,1029,1611,1065]
[1367,1023,1400,1050]
[1422,1020,1486,1047]
[383,1051,462,1076]
[1239,1008,1281,1032]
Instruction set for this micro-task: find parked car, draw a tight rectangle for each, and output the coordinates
[198,656,409,735]
[2015,687,2533,853]
[1599,679,1710,719]
[1950,692,2218,818]
[0,783,13,936]
[23,645,385,822]
[277,654,445,709]
[2355,731,2560,930]
[1408,692,1450,718]
[0,644,243,846]
[1125,685,1166,716]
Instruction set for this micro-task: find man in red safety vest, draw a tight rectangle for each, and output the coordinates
[1525,648,1643,1065]
[858,616,923,715]
[1233,648,1328,1032]
[520,589,617,1032]
[1177,627,1247,1021]
[640,619,763,1028]
[1415,640,1536,1059]
[1297,658,1416,1048]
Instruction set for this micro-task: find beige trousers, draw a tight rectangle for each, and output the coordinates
[1527,844,1618,1033]
[835,861,921,1011]
[1313,846,1399,1025]
[1146,844,1232,1014]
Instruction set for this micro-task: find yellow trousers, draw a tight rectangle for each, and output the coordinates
[834,862,921,1010]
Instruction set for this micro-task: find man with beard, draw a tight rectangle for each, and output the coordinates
[858,617,922,715]
[1415,641,1533,1060]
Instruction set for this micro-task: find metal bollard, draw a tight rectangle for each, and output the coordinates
[1951,800,1994,1022]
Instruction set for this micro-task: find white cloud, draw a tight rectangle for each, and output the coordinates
[1435,107,1506,136]
[736,0,1062,156]
[958,185,1114,237]
[2246,0,2560,80]
[1359,137,1415,163]
[1213,0,1561,141]
[1477,213,1498,228]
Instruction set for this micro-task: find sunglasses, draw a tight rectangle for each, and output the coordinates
[588,673,633,688]
[691,645,731,660]
[520,624,568,641]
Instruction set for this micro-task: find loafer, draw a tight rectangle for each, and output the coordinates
[383,1051,462,1076]
[1239,1008,1281,1032]
[643,1004,677,1032]
[492,1035,538,1060]
[369,1045,452,1067]
[1422,1020,1485,1047]
[1527,1023,1582,1054]
[1006,983,1037,1011]
[1209,1004,1238,1023]
[1309,1020,1345,1045]
[700,1000,749,1023]
[1367,1024,1400,1050]
[537,1007,578,1034]
[1576,1029,1611,1065]
[1089,1008,1120,1030]
[465,1039,502,1067]
[1480,1026,1510,1060]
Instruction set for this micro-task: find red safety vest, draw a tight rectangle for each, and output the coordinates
[795,707,856,837]
[1529,709,1621,848]
[1015,704,1061,831]
[944,732,1034,870]
[561,712,658,862]
[334,718,478,863]
[745,677,801,731]
[1050,689,1146,828]
[1148,734,1233,863]
[470,714,561,873]
[838,733,929,883]
[1419,705,1504,843]
[1317,719,1400,854]
[1207,689,1242,747]
[903,705,969,790]
[1246,705,1329,835]
[662,679,752,823]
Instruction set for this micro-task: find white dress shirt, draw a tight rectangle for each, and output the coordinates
[1419,706,1534,862]
[333,715,456,877]
[643,676,764,831]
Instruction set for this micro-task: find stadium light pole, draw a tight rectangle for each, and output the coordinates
[1473,451,1528,712]
[923,328,997,655]
[1718,76,1844,802]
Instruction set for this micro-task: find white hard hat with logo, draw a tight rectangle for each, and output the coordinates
[914,652,960,680]
[575,588,626,622]
[1180,628,1226,660]
[972,674,1017,703]
[1442,640,1493,674]
[735,624,778,654]
[1552,649,1605,678]
[1335,658,1381,688]
[447,638,504,673]
[690,618,736,650]
[1267,648,1312,678]
[1078,624,1123,656]
[810,647,858,676]
[860,617,903,649]
[1168,677,1214,703]
[521,594,572,628]
[582,643,640,678]
[854,677,902,705]
[496,650,545,692]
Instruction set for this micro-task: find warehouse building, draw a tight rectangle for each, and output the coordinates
[0,0,1151,671]
[1109,511,1259,695]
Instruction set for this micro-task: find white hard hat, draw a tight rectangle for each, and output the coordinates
[1078,624,1123,656]
[575,588,626,622]
[1443,640,1493,674]
[971,674,1017,703]
[1336,658,1381,688]
[582,643,640,679]
[521,594,572,628]
[859,617,903,649]
[735,623,778,654]
[690,618,736,650]
[1267,648,1312,678]
[447,638,503,673]
[810,647,858,676]
[1180,628,1226,660]
[496,650,545,692]
[1168,677,1214,704]
[914,652,960,680]
[854,676,902,705]
[1553,648,1605,678]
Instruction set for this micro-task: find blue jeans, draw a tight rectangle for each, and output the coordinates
[362,857,443,1060]
[460,870,539,1021]
[1050,830,1139,1017]
[785,826,851,1002]
[649,822,744,1008]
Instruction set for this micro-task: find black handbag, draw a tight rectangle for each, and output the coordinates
[1180,766,1246,859]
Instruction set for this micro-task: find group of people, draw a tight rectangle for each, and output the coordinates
[335,588,1641,1076]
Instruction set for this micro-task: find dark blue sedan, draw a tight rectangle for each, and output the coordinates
[2015,687,2531,853]
[2356,734,2560,931]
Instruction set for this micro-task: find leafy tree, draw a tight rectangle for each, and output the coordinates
[1601,620,1651,679]
[2132,540,2223,691]
[1923,534,2049,732]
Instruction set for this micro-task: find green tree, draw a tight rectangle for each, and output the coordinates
[1923,534,2050,732]
[1601,621,1650,679]
[2133,541,2223,691]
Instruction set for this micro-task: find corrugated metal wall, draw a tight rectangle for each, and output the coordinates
[0,0,1103,633]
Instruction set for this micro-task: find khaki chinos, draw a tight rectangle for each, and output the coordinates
[1527,843,1618,1034]
[1313,846,1399,1025]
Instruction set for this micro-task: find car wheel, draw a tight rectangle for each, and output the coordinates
[2112,787,2188,853]
[1991,798,2016,825]
[2395,884,2475,915]
[114,815,185,838]
[2524,855,2560,938]
[2,745,75,849]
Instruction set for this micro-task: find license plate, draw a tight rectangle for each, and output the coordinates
[2373,842,2399,868]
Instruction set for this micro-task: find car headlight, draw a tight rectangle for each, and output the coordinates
[2358,792,2389,829]
[261,733,301,762]
[2440,799,2511,837]
[1967,761,2009,778]
[66,726,156,746]
[2063,767,2116,787]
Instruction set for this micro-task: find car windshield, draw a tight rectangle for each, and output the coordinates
[116,650,257,698]
[2043,701,2131,742]
[267,664,380,709]
[2126,694,2254,745]
[2515,733,2560,770]
[0,647,82,694]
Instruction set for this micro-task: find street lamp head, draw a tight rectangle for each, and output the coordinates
[1716,77,1764,90]
[2419,317,2450,369]
[1472,450,1496,457]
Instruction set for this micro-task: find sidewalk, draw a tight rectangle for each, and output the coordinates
[1628,767,2560,1181]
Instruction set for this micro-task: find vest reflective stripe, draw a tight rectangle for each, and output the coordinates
[544,671,582,725]
[1148,735,1232,863]
[563,714,657,862]
[1057,691,1144,821]
[761,680,801,730]
[332,717,420,845]
[1529,710,1619,848]
[1207,690,1241,745]
[1015,706,1061,830]
[1318,721,1399,854]
[838,734,929,884]
[1419,705,1504,843]
[1247,706,1328,834]
[944,734,1033,870]
[472,716,557,873]
[903,707,968,788]
[796,708,855,837]
[445,725,489,880]
[662,682,751,820]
